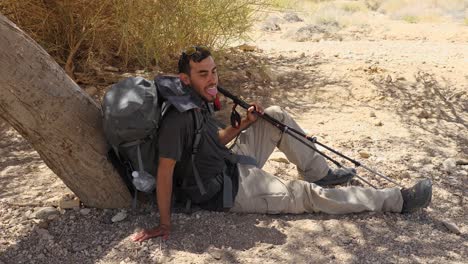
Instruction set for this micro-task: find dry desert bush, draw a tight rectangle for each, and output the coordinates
[1,0,266,76]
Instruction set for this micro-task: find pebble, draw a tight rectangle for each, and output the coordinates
[442,220,461,234]
[359,151,371,158]
[442,158,457,173]
[374,121,383,126]
[33,207,60,220]
[385,75,392,83]
[209,249,223,260]
[37,220,49,229]
[80,208,91,215]
[35,228,53,240]
[370,111,376,117]
[58,198,80,209]
[111,211,127,223]
[72,242,87,252]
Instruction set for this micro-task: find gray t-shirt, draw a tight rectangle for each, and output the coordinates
[158,101,238,209]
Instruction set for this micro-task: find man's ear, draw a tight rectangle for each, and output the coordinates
[179,73,190,86]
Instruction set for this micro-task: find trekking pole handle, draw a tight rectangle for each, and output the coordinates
[218,86,252,110]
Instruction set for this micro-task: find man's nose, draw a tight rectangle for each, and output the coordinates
[209,72,217,84]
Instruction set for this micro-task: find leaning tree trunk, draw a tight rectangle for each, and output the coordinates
[0,14,131,208]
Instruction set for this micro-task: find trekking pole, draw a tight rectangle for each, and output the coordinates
[218,86,402,188]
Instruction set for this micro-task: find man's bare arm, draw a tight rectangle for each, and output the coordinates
[132,157,176,242]
[218,117,254,145]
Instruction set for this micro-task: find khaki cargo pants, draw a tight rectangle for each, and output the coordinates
[230,106,403,214]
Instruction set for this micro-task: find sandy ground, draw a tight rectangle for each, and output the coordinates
[1,5,467,264]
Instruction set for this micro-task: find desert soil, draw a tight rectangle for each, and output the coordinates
[1,6,467,264]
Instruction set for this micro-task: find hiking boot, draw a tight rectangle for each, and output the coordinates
[314,167,356,186]
[400,178,432,213]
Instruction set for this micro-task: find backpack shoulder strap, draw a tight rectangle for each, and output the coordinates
[187,109,207,195]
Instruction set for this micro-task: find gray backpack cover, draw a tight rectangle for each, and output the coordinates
[102,77,159,192]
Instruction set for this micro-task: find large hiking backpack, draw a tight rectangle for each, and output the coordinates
[102,75,207,208]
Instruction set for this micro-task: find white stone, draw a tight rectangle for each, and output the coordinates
[111,211,127,223]
[443,158,457,172]
[442,220,461,234]
[33,207,59,220]
[80,208,91,215]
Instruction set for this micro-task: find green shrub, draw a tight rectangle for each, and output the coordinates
[1,0,264,74]
[341,2,367,13]
[402,15,419,23]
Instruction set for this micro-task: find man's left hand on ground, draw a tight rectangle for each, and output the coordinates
[132,225,170,242]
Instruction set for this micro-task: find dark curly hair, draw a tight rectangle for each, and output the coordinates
[178,46,212,75]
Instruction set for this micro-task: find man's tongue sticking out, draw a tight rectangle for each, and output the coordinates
[207,86,218,99]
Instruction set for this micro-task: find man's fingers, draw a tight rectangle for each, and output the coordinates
[132,228,169,243]
[248,104,264,115]
[131,232,145,241]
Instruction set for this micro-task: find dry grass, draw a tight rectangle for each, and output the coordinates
[366,0,466,23]
[270,0,466,25]
[1,0,265,76]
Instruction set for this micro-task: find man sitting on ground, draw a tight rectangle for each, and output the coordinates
[132,46,432,242]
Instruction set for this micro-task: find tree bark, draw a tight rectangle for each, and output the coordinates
[0,14,131,208]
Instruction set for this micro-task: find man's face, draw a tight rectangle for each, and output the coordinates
[180,56,218,102]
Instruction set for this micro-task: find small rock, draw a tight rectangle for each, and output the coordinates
[375,121,383,126]
[442,158,457,172]
[385,75,392,83]
[47,214,59,221]
[370,111,376,117]
[37,220,49,229]
[80,208,91,215]
[261,21,281,31]
[417,110,431,119]
[283,12,303,22]
[35,228,53,240]
[455,159,468,166]
[209,250,222,260]
[33,207,59,220]
[442,220,461,234]
[58,198,80,209]
[359,151,371,158]
[24,210,34,218]
[111,211,127,223]
[72,242,88,252]
[104,66,119,72]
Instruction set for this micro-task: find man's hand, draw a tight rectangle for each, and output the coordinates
[132,224,170,242]
[218,102,264,145]
[245,103,264,124]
